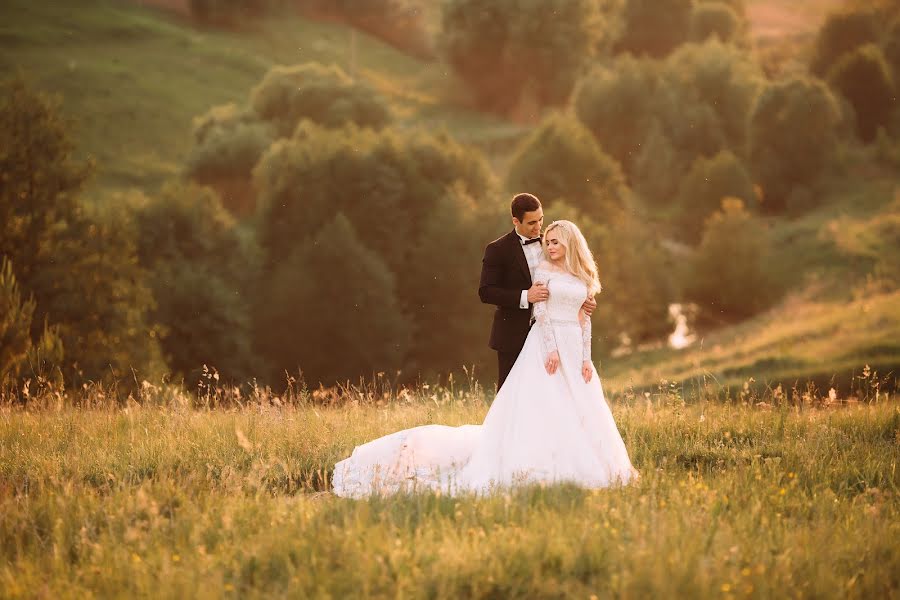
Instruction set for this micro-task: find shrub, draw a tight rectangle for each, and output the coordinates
[250,63,392,137]
[685,197,777,322]
[810,8,881,76]
[748,78,843,211]
[689,2,745,44]
[439,0,604,113]
[256,213,410,386]
[130,184,260,384]
[186,103,273,216]
[613,0,693,58]
[826,43,897,143]
[506,113,629,220]
[675,150,757,242]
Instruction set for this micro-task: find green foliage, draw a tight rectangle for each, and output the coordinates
[0,76,161,384]
[685,198,777,322]
[573,55,660,169]
[439,0,605,113]
[403,186,498,378]
[748,78,843,211]
[130,184,260,384]
[614,0,693,58]
[810,8,881,76]
[254,123,495,383]
[186,103,274,216]
[575,40,763,204]
[0,257,63,384]
[249,63,393,137]
[506,113,629,220]
[689,2,745,45]
[675,150,757,242]
[257,213,410,385]
[827,44,897,143]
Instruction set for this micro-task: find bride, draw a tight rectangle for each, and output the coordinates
[332,220,639,498]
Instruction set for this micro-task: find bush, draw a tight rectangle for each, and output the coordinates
[506,113,629,220]
[826,43,897,143]
[810,8,881,76]
[748,77,843,212]
[186,103,274,216]
[439,0,604,113]
[573,55,661,168]
[689,2,745,44]
[250,63,392,137]
[675,150,757,242]
[130,184,260,384]
[685,198,777,322]
[614,0,693,58]
[256,213,409,386]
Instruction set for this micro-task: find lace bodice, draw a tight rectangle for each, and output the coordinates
[533,262,592,361]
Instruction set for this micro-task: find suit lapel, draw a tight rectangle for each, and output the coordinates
[509,230,532,284]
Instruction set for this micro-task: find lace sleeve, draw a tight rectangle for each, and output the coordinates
[533,264,557,356]
[579,308,592,362]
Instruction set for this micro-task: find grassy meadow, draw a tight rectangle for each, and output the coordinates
[1,383,899,598]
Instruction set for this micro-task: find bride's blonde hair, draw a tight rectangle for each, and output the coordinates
[543,220,602,296]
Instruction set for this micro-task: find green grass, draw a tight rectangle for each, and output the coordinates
[0,0,520,195]
[1,383,898,598]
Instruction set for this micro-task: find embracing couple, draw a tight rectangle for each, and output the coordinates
[332,193,639,498]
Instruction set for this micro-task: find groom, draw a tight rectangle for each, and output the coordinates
[479,193,596,391]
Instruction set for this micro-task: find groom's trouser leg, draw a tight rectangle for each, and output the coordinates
[496,351,518,392]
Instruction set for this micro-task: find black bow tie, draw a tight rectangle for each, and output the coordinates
[523,237,542,246]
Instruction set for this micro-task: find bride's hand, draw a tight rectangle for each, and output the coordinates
[545,351,560,375]
[582,361,592,383]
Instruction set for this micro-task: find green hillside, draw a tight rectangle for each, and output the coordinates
[0,0,523,194]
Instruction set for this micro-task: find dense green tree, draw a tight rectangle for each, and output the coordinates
[614,0,693,58]
[685,197,777,322]
[256,214,409,386]
[827,44,897,143]
[810,8,881,76]
[186,103,273,216]
[675,150,757,242]
[439,0,605,113]
[748,78,843,211]
[506,113,629,220]
[130,184,260,384]
[250,63,392,137]
[0,77,161,384]
[689,2,745,45]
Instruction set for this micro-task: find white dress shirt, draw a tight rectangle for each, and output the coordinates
[516,231,543,309]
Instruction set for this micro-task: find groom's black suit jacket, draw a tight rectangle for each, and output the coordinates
[479,229,536,353]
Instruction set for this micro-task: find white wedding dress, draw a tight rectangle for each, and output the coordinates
[332,263,639,498]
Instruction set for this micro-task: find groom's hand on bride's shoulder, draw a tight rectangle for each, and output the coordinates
[582,296,597,316]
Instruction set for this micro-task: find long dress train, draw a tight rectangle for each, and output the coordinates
[331,263,639,498]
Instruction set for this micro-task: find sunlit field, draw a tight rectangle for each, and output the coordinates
[2,382,898,598]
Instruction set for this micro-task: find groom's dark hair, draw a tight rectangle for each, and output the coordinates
[511,193,541,221]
